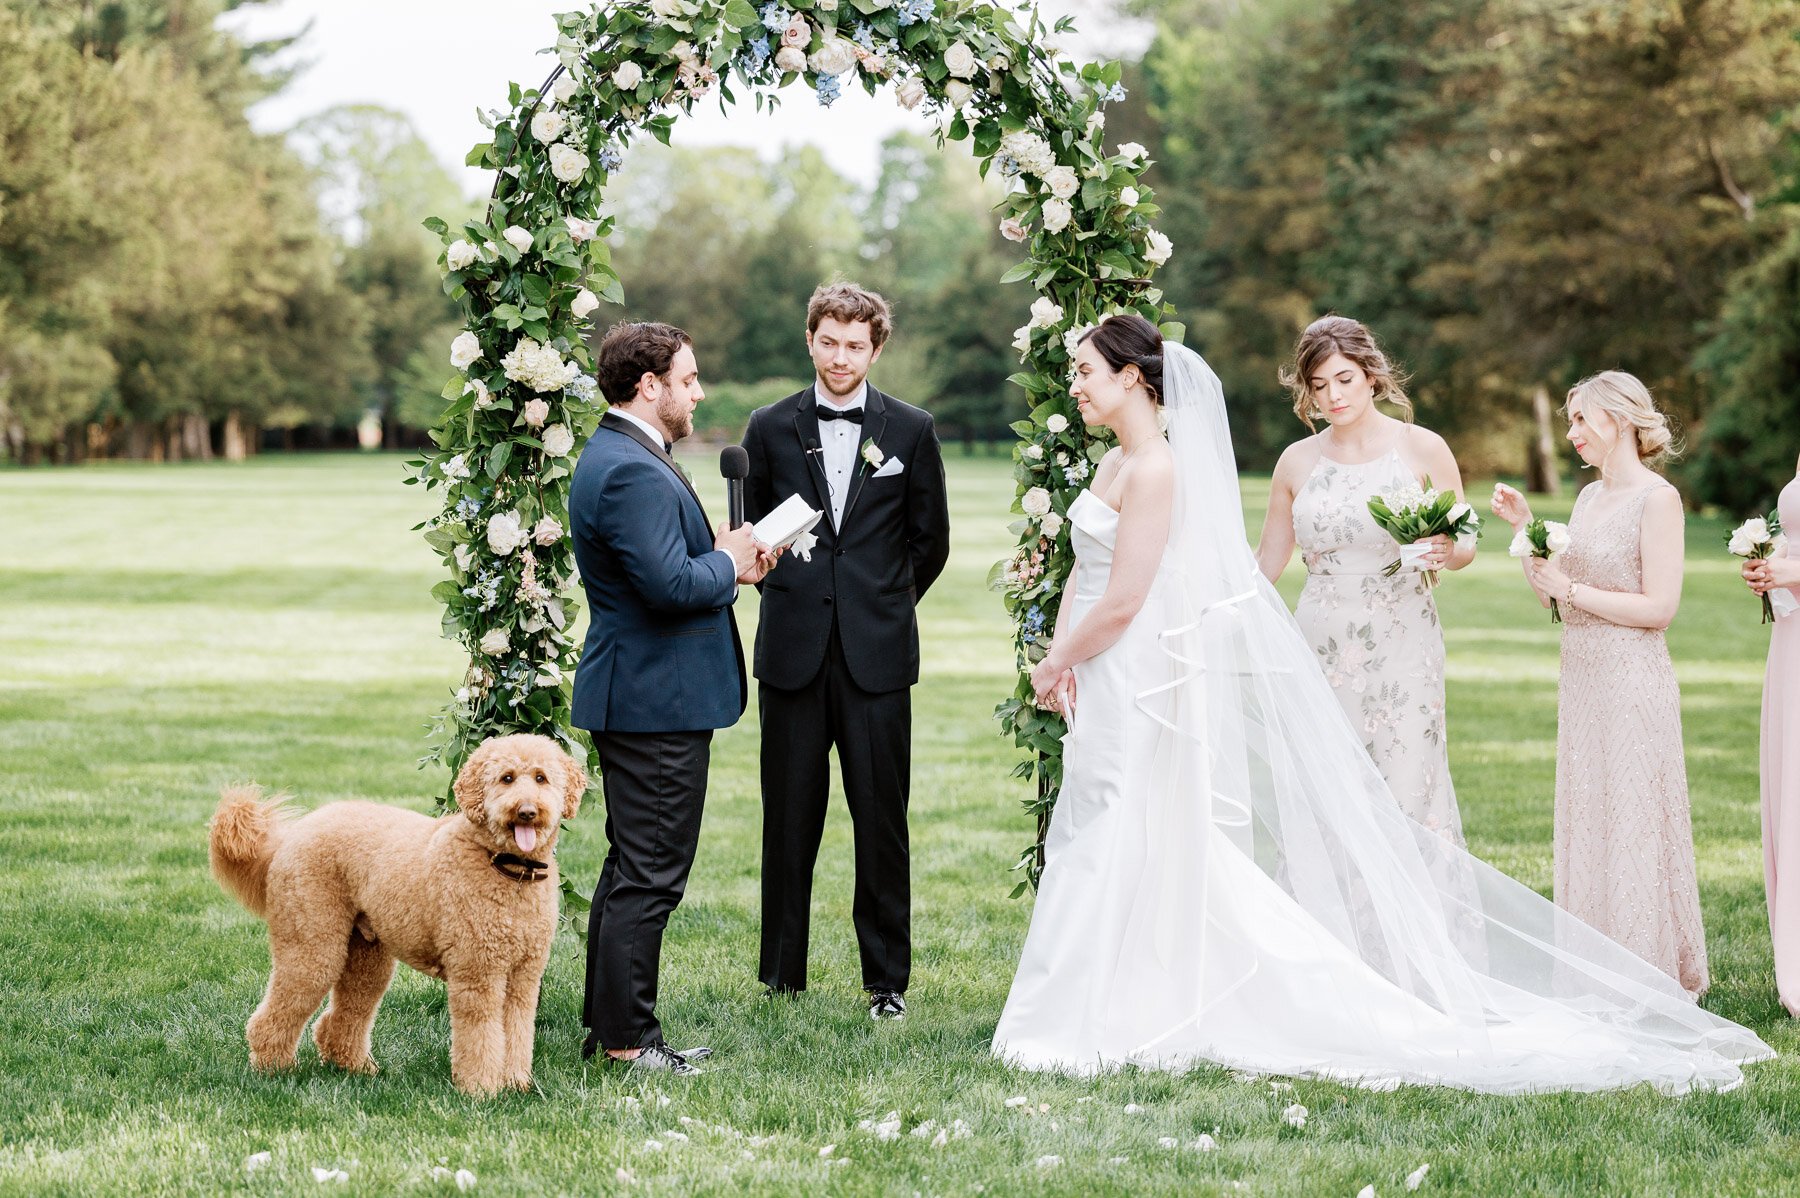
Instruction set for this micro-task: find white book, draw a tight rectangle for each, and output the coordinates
[751,493,824,551]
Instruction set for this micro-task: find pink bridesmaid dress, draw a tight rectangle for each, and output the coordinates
[1764,474,1800,1016]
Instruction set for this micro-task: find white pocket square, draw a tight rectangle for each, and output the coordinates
[871,456,904,479]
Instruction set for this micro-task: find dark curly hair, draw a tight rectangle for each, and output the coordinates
[596,321,692,408]
[1078,313,1164,405]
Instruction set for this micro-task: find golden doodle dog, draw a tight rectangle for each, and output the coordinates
[208,734,586,1096]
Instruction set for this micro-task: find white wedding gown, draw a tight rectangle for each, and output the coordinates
[991,346,1773,1094]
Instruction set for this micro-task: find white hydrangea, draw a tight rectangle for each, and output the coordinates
[1041,197,1073,234]
[446,240,479,271]
[450,330,482,369]
[486,510,527,556]
[502,338,580,393]
[1022,487,1052,517]
[549,143,589,183]
[542,424,575,458]
[442,453,471,481]
[999,130,1055,177]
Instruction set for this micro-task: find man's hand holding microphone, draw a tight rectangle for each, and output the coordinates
[716,445,781,584]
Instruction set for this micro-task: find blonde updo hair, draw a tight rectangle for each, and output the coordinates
[1278,315,1414,431]
[1563,371,1680,465]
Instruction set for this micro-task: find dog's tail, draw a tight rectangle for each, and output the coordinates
[209,785,293,919]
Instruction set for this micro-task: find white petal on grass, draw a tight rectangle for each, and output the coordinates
[930,1130,949,1148]
[244,1152,271,1173]
[454,1170,477,1192]
[1194,1134,1219,1151]
[1005,1096,1029,1108]
[1107,1156,1130,1165]
[1406,1164,1432,1190]
[642,1140,664,1153]
[662,1131,688,1144]
[1036,1155,1063,1168]
[1124,1103,1146,1114]
[1358,1187,1377,1198]
[1282,1103,1309,1129]
[910,1120,938,1139]
[310,1167,348,1183]
[615,1167,636,1185]
[819,1145,836,1158]
[951,1119,973,1139]
[1158,1137,1179,1149]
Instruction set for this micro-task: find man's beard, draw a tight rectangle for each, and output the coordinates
[656,391,693,441]
[819,366,867,399]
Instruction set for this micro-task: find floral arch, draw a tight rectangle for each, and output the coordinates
[413,0,1179,882]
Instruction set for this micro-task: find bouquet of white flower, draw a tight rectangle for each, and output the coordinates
[1366,477,1480,587]
[1726,510,1785,624]
[1509,517,1572,623]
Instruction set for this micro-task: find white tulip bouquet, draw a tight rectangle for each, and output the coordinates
[1366,478,1481,587]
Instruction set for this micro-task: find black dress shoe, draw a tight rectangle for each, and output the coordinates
[581,1031,601,1061]
[868,989,907,1020]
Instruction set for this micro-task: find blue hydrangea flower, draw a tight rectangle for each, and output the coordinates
[597,143,624,172]
[852,22,876,49]
[1103,82,1128,104]
[995,152,1021,177]
[568,373,599,402]
[1024,606,1046,634]
[897,0,933,28]
[816,72,842,108]
[759,1,788,35]
[455,496,482,522]
[745,34,771,71]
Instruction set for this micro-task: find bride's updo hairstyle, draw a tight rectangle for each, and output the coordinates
[1079,314,1165,406]
[1280,315,1413,431]
[1564,370,1680,465]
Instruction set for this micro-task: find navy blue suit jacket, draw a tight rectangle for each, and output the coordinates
[570,412,746,733]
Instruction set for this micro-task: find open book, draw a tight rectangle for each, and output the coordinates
[751,493,824,552]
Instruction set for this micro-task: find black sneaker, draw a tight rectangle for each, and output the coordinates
[868,989,907,1021]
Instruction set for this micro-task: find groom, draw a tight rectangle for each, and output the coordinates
[571,321,771,1074]
[740,282,950,1018]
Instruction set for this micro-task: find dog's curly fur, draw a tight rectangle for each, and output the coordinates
[208,734,587,1097]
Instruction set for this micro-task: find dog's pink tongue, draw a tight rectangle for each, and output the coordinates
[513,825,538,853]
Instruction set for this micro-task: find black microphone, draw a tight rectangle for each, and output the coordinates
[719,445,749,529]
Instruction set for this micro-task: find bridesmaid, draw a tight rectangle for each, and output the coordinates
[1257,315,1475,842]
[1492,371,1708,998]
[1743,454,1800,1016]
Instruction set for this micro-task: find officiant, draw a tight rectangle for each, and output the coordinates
[738,282,951,1020]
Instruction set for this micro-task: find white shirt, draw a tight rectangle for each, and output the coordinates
[814,381,867,529]
[610,406,736,593]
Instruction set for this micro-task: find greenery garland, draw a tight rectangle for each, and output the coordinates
[413,0,1179,889]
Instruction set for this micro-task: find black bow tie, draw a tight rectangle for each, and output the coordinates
[815,406,864,424]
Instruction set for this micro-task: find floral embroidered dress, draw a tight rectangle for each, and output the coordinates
[1292,449,1465,843]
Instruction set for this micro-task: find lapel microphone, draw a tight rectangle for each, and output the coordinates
[719,445,749,529]
[805,437,823,458]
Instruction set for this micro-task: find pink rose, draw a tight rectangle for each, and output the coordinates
[781,16,809,48]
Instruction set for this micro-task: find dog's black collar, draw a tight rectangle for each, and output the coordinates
[490,851,552,883]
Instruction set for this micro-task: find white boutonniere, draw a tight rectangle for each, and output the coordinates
[860,438,884,468]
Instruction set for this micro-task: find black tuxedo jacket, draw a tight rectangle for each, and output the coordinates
[740,384,950,694]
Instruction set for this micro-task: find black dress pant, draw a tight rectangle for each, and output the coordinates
[582,728,711,1050]
[758,625,911,994]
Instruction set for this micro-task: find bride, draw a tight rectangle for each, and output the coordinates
[991,314,1773,1093]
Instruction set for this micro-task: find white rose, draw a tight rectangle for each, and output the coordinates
[895,77,926,110]
[454,544,474,572]
[483,240,500,259]
[1040,511,1064,538]
[1041,197,1073,233]
[450,330,482,369]
[1012,324,1032,356]
[1085,111,1105,137]
[809,35,859,77]
[542,424,575,458]
[1740,517,1771,545]
[571,288,600,318]
[466,378,494,409]
[1729,529,1755,557]
[1029,296,1064,329]
[650,0,688,20]
[1118,141,1149,164]
[503,225,534,254]
[989,53,1010,71]
[446,239,479,271]
[549,144,589,184]
[775,45,807,74]
[1507,528,1532,558]
[486,510,526,556]
[1120,186,1140,209]
[670,39,698,65]
[999,217,1028,242]
[1042,166,1078,200]
[1144,228,1173,266]
[944,79,974,108]
[551,72,580,104]
[943,41,977,79]
[1021,487,1053,517]
[522,398,550,428]
[1022,443,1044,461]
[1545,521,1571,556]
[781,16,809,47]
[531,109,566,145]
[819,0,838,9]
[442,453,471,481]
[479,627,511,656]
[1046,413,1068,434]
[533,516,563,546]
[565,215,600,243]
[613,61,645,90]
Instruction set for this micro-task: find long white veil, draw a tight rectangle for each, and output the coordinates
[1114,341,1772,1093]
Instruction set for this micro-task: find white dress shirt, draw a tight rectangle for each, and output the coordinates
[815,381,867,529]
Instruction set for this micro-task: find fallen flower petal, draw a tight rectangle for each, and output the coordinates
[1406,1164,1431,1190]
[244,1152,271,1173]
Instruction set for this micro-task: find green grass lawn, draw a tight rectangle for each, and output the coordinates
[1,451,1796,1196]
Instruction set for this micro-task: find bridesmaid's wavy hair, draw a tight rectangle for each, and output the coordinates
[1563,371,1680,465]
[1078,314,1165,405]
[1279,315,1413,431]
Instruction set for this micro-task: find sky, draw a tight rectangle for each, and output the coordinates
[219,0,1154,196]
